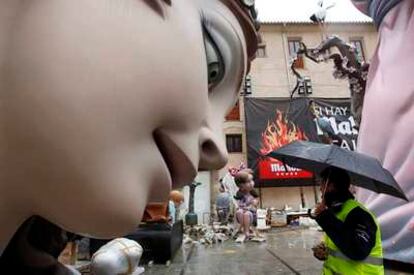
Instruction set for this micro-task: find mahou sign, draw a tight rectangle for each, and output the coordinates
[245,97,358,187]
[258,159,313,179]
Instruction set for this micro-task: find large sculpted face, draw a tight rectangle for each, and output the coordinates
[2,0,252,237]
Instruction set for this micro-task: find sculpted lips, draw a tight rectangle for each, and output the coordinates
[153,130,197,190]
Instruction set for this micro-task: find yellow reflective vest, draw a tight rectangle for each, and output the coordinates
[323,199,384,275]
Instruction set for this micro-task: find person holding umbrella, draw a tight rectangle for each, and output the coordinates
[267,140,408,274]
[311,166,384,275]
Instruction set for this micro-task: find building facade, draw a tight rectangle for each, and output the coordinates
[219,8,378,211]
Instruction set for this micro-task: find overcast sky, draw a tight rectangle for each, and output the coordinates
[256,0,372,23]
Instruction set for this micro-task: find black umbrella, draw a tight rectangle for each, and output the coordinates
[267,140,407,201]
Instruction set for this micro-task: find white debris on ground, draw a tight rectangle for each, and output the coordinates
[184,222,267,245]
[184,222,235,246]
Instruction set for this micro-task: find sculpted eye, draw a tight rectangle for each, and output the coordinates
[203,27,225,90]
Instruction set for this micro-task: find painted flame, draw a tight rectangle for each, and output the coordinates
[260,110,308,155]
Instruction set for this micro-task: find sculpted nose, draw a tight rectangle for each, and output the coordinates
[198,127,228,170]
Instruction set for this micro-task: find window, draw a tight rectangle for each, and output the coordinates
[288,38,304,69]
[288,39,301,57]
[242,75,252,95]
[350,38,365,62]
[225,101,240,121]
[226,134,243,153]
[256,44,267,58]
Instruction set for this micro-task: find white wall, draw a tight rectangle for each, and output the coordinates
[183,172,211,224]
[260,186,321,210]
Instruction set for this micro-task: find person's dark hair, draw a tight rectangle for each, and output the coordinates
[320,167,351,192]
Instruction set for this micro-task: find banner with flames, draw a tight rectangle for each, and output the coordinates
[245,97,358,187]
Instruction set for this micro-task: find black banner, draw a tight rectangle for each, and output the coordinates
[245,97,358,187]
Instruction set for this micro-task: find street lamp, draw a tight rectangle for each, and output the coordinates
[185,181,202,226]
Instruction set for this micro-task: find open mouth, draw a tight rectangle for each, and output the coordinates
[153,130,198,190]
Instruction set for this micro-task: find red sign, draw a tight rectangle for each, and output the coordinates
[259,159,313,179]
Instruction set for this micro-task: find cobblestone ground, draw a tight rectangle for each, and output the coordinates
[141,227,411,275]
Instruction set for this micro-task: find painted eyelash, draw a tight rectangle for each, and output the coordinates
[201,18,225,90]
[204,31,225,89]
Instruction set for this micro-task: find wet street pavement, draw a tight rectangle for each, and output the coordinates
[143,227,411,275]
[144,227,325,275]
